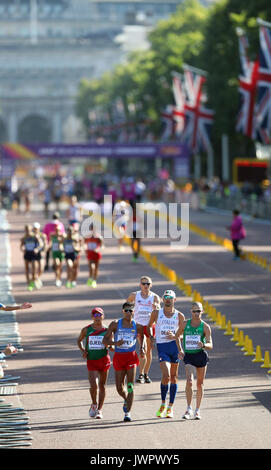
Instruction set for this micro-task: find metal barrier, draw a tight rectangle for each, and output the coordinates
[197,192,271,219]
[0,210,32,448]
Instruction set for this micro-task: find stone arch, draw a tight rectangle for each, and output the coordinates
[18,114,52,143]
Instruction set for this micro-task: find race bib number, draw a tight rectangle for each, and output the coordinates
[52,242,59,251]
[116,332,136,350]
[88,336,105,350]
[64,243,73,253]
[25,242,35,251]
[88,242,97,250]
[137,305,151,323]
[185,334,201,350]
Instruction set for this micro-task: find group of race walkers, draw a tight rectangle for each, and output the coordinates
[20,197,139,291]
[17,194,213,423]
[77,275,213,423]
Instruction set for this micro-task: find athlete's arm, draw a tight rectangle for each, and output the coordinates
[0,303,32,311]
[102,321,123,347]
[34,236,41,254]
[177,319,187,359]
[126,292,136,303]
[42,234,48,251]
[146,309,158,345]
[200,323,213,350]
[152,294,161,310]
[77,327,88,359]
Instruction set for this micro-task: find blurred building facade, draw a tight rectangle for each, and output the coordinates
[0,0,182,144]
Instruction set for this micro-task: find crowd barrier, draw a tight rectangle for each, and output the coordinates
[196,191,271,220]
[0,210,32,448]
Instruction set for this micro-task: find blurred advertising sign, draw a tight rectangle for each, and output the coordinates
[1,142,190,162]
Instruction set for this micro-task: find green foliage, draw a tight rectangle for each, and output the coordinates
[75,0,271,175]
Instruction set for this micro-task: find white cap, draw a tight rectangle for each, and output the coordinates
[33,222,40,229]
[163,289,176,298]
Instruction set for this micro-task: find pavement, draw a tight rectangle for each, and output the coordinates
[0,202,270,457]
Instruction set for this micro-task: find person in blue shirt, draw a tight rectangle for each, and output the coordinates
[103,302,146,422]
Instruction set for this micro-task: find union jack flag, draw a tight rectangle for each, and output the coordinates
[172,73,186,136]
[254,20,271,144]
[160,105,175,141]
[180,65,214,154]
[236,28,259,139]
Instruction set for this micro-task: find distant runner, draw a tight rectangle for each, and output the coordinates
[20,224,40,291]
[63,226,81,288]
[84,224,103,288]
[49,225,65,287]
[33,222,47,289]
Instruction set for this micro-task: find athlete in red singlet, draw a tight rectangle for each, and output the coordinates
[84,226,103,288]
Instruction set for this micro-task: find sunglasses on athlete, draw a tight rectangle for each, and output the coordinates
[141,282,151,286]
[93,312,103,317]
[124,309,134,313]
[164,295,174,300]
[192,309,202,313]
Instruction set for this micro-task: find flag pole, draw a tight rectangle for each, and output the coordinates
[183,63,208,77]
[171,71,183,80]
[257,18,271,29]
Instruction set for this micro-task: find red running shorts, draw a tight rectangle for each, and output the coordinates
[87,251,102,262]
[87,355,111,372]
[113,351,139,371]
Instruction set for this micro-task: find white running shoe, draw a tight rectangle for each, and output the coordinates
[182,409,193,420]
[56,280,62,287]
[166,407,174,418]
[95,410,103,419]
[124,412,131,422]
[194,410,201,420]
[89,404,98,418]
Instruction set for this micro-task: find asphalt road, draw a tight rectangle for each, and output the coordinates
[1,203,271,456]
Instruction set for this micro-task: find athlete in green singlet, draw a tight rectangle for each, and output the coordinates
[77,307,112,419]
[179,302,213,420]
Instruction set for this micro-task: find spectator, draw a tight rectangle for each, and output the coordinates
[227,209,246,260]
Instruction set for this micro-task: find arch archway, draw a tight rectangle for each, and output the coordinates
[18,115,52,143]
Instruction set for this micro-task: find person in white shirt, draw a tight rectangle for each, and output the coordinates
[113,200,130,251]
[127,276,160,384]
[67,195,82,226]
[147,289,185,418]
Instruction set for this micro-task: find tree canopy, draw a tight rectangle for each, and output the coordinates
[76,0,271,177]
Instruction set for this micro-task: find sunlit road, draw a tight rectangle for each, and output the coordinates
[2,203,271,451]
